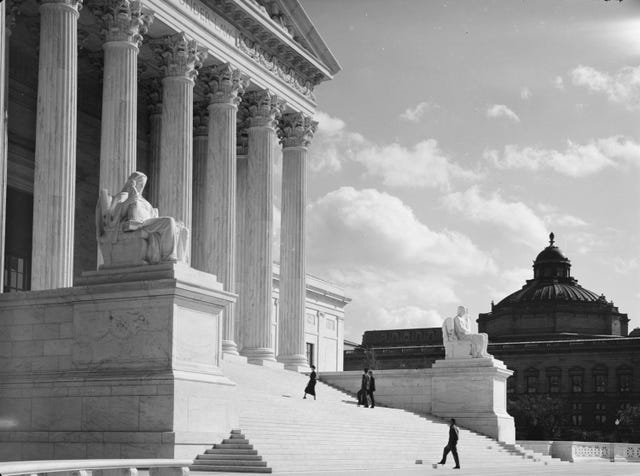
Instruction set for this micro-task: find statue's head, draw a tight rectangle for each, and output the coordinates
[456,305,466,317]
[123,171,148,195]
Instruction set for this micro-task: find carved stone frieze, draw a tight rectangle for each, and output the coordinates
[90,0,153,47]
[278,112,317,148]
[241,90,284,129]
[200,64,250,106]
[154,32,207,80]
[236,33,316,101]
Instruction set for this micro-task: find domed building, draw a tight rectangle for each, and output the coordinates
[478,233,629,341]
[344,234,640,440]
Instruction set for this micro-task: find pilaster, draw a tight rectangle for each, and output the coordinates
[31,0,82,290]
[276,112,317,371]
[238,90,284,364]
[156,32,206,262]
[92,0,153,193]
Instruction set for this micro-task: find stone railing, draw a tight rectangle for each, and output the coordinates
[518,440,640,462]
[0,459,193,476]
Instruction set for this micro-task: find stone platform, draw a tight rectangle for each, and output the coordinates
[0,263,237,460]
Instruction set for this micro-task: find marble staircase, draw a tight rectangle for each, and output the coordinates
[192,360,564,473]
[191,430,271,473]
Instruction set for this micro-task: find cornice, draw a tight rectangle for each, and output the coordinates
[206,0,333,87]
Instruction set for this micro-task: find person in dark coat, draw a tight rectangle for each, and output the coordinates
[367,369,376,408]
[437,418,460,469]
[357,368,370,407]
[303,365,317,400]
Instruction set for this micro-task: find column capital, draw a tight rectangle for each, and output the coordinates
[194,101,209,136]
[241,90,285,129]
[155,32,207,80]
[7,0,26,35]
[278,112,318,149]
[91,0,153,47]
[201,64,250,106]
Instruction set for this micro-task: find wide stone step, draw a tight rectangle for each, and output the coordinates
[222,438,249,444]
[205,448,258,455]
[213,443,253,449]
[193,460,268,467]
[196,454,263,461]
[190,465,272,473]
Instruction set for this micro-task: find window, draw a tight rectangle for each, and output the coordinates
[548,375,560,394]
[4,255,29,292]
[594,375,607,393]
[306,342,314,367]
[526,376,538,394]
[571,403,583,426]
[619,374,631,394]
[594,403,607,425]
[570,374,584,393]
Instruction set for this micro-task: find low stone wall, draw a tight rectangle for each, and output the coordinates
[321,357,515,444]
[518,440,640,462]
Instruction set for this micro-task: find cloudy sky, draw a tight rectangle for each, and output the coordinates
[296,0,640,342]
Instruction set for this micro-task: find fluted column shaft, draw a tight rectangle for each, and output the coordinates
[95,0,152,193]
[235,152,248,351]
[191,104,208,269]
[0,1,7,292]
[240,90,283,363]
[157,33,205,264]
[32,0,81,290]
[277,113,317,371]
[148,102,162,205]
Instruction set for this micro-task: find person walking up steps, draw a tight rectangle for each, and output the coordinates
[437,418,460,469]
[367,369,376,408]
[303,365,317,400]
[357,368,370,407]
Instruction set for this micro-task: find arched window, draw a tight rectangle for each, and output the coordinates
[592,364,608,393]
[569,366,585,393]
[546,366,562,394]
[616,365,632,394]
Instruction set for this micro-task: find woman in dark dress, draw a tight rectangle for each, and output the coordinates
[303,365,317,400]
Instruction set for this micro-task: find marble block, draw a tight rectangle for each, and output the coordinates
[431,357,515,444]
[0,262,238,460]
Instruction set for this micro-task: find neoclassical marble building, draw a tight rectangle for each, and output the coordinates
[0,0,343,370]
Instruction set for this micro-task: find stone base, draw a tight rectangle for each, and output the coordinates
[431,357,515,444]
[248,358,285,370]
[277,354,311,373]
[0,263,238,461]
[241,347,282,369]
[222,352,248,364]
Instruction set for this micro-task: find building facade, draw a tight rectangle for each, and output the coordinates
[345,235,640,440]
[1,0,342,370]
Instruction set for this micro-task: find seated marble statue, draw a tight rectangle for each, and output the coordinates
[96,171,189,268]
[442,306,490,359]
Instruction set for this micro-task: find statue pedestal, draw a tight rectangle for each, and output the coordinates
[0,263,238,460]
[431,357,515,444]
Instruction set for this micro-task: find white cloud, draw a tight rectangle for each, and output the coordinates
[484,136,640,177]
[309,111,365,173]
[520,87,532,100]
[486,104,520,123]
[553,76,565,89]
[571,65,640,110]
[441,186,548,249]
[487,267,532,305]
[352,140,480,190]
[307,187,497,339]
[400,101,436,122]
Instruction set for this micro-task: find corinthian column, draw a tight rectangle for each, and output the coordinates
[31,0,82,290]
[277,113,317,371]
[156,33,206,261]
[144,78,162,206]
[238,90,284,365]
[191,101,208,269]
[197,64,248,356]
[93,0,152,193]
